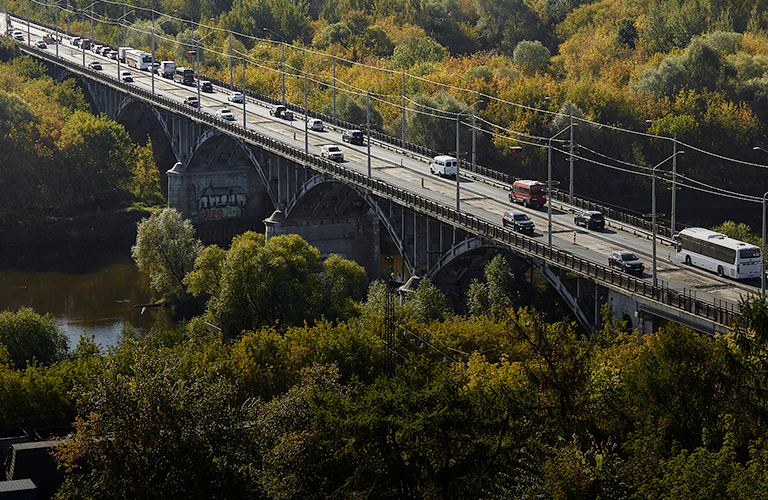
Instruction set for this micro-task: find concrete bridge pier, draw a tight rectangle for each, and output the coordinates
[264,208,381,276]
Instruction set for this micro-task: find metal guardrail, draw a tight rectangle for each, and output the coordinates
[22,17,673,237]
[22,43,738,329]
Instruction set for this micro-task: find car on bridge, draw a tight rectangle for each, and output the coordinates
[12,31,24,42]
[215,108,235,121]
[199,81,213,93]
[341,129,364,145]
[270,105,293,120]
[308,118,324,131]
[608,250,644,276]
[502,210,535,234]
[321,145,344,162]
[184,96,200,108]
[509,179,547,208]
[120,71,133,82]
[228,91,244,103]
[429,155,458,178]
[34,39,47,49]
[574,210,605,230]
[71,37,82,46]
[88,60,102,70]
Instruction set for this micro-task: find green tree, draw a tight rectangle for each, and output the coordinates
[186,232,366,334]
[623,323,732,452]
[403,277,446,323]
[617,18,638,49]
[0,91,39,223]
[254,363,349,499]
[319,253,367,321]
[55,343,259,499]
[54,110,135,212]
[467,255,518,317]
[321,92,380,128]
[391,31,448,68]
[0,307,68,368]
[130,137,162,204]
[131,208,203,293]
[712,220,759,245]
[396,91,464,154]
[513,40,551,76]
[0,358,81,428]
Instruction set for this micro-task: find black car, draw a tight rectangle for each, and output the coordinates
[574,210,605,230]
[608,251,644,276]
[199,80,213,93]
[341,129,365,145]
[502,210,535,234]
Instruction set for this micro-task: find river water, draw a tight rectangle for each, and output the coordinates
[0,241,157,349]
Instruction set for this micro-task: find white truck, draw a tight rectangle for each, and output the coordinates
[159,60,175,78]
[118,46,132,62]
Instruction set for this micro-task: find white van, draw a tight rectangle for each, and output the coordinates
[429,155,458,178]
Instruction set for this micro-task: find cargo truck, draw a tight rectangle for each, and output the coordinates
[159,60,175,78]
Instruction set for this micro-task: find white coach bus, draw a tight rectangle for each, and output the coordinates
[674,227,762,279]
[125,49,152,70]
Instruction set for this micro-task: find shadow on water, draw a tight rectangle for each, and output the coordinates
[0,240,161,349]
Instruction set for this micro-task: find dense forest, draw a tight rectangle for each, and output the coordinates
[3,222,768,498]
[0,41,162,227]
[7,0,768,227]
[5,0,768,496]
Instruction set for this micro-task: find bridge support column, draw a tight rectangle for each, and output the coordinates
[607,289,645,333]
[265,209,381,277]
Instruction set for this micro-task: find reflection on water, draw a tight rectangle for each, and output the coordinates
[0,241,158,348]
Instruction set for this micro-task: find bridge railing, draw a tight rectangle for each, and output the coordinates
[29,46,737,328]
[18,21,674,236]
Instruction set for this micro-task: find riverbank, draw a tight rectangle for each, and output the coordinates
[0,209,154,247]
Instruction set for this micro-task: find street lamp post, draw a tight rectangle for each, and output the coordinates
[190,30,217,111]
[763,190,768,296]
[652,151,684,287]
[647,120,678,235]
[262,27,285,104]
[548,125,573,247]
[304,59,328,153]
[81,8,85,67]
[401,70,406,148]
[456,101,482,211]
[150,10,155,93]
[366,76,393,177]
[450,74,477,172]
[115,9,137,85]
[754,147,768,295]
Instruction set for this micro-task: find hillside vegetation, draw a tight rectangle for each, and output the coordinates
[8,0,768,225]
[5,0,768,225]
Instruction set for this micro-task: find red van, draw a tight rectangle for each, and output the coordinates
[508,180,547,208]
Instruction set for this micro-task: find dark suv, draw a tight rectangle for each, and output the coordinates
[502,210,536,234]
[574,210,605,230]
[341,130,365,145]
[608,251,644,276]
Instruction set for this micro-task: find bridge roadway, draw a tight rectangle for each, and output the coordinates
[7,14,759,331]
